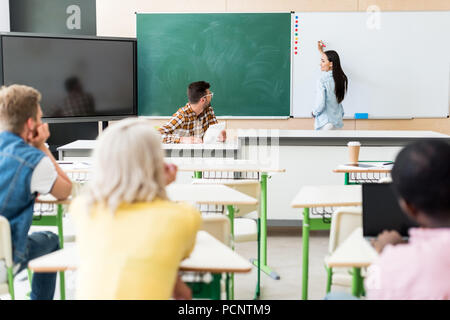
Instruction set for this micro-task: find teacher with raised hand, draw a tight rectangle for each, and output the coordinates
[311,40,348,130]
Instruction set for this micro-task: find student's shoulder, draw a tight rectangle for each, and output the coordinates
[172,104,191,117]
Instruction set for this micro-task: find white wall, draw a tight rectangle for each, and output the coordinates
[0,0,10,32]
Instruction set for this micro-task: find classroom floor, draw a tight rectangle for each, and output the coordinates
[1,224,355,301]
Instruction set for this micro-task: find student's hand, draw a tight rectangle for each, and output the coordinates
[164,163,178,185]
[172,275,192,300]
[28,123,50,149]
[217,130,227,142]
[371,230,405,254]
[318,40,325,53]
[180,136,203,144]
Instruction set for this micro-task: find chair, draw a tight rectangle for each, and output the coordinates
[324,207,362,293]
[0,216,15,299]
[192,179,259,244]
[192,178,260,300]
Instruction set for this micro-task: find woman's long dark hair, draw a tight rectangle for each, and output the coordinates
[324,50,348,104]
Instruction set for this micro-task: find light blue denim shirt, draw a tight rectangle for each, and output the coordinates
[312,71,344,130]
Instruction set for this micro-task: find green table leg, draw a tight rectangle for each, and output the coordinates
[302,207,310,300]
[226,205,235,300]
[57,204,66,300]
[254,217,261,300]
[7,267,15,299]
[211,274,222,300]
[252,173,280,280]
[32,204,66,300]
[352,267,363,298]
[194,171,202,179]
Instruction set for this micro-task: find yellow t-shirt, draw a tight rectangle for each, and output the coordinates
[69,196,201,300]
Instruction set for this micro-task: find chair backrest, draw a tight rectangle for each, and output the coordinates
[226,181,260,217]
[201,214,231,246]
[191,179,260,217]
[328,207,362,254]
[0,216,13,268]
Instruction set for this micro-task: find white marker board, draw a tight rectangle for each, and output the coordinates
[291,11,450,118]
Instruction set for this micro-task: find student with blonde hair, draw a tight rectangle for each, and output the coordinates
[0,84,72,300]
[70,118,201,300]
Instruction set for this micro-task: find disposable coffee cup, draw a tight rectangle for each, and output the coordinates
[347,141,361,165]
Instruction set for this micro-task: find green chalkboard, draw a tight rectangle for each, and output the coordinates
[137,13,291,117]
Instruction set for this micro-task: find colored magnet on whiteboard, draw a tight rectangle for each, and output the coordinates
[295,41,297,44]
[296,16,298,19]
[354,113,369,119]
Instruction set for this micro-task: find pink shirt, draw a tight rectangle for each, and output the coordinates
[365,228,450,300]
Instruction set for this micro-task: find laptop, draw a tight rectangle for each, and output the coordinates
[362,183,419,239]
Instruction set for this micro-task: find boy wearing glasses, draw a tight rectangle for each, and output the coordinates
[158,81,226,144]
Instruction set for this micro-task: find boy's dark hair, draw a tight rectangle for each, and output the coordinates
[187,81,210,104]
[391,140,450,218]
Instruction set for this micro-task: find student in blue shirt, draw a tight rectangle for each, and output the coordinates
[312,41,348,130]
[0,84,72,299]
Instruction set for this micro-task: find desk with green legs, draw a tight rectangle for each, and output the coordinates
[166,158,285,298]
[333,162,392,185]
[28,231,252,300]
[33,195,71,300]
[291,185,362,300]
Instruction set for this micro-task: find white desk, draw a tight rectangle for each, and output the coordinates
[57,140,239,161]
[291,185,362,208]
[291,185,362,300]
[28,231,252,274]
[238,129,450,141]
[326,227,378,297]
[167,184,257,206]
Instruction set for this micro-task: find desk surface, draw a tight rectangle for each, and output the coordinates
[59,158,284,173]
[36,194,71,205]
[166,158,285,173]
[167,184,257,206]
[28,231,253,273]
[333,163,393,173]
[37,184,257,207]
[291,185,362,208]
[57,140,239,151]
[326,227,378,268]
[237,130,450,139]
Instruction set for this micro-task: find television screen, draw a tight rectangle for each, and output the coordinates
[0,33,136,120]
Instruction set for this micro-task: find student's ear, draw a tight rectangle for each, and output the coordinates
[26,117,35,130]
[398,198,419,220]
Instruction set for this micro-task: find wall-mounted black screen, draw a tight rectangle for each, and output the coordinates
[0,33,136,120]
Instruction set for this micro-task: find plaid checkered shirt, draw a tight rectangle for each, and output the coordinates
[158,103,218,143]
